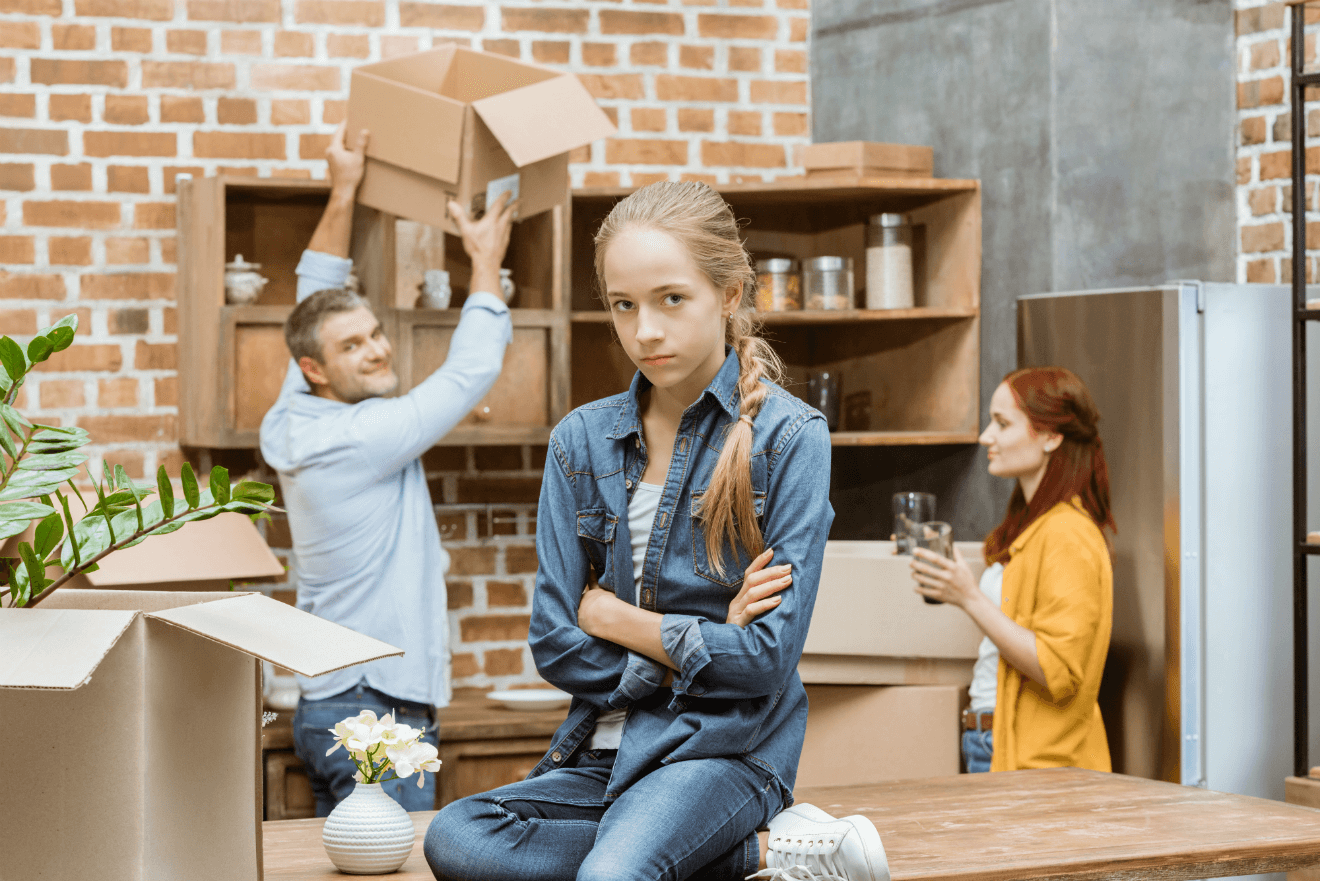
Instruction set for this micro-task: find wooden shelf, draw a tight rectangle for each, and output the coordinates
[828,431,980,447]
[571,306,977,325]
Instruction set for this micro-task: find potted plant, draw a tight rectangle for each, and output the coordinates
[0,315,278,608]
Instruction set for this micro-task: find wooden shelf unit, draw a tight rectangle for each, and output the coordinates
[177,175,570,448]
[569,178,982,446]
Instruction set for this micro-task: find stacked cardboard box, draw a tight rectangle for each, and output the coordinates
[796,540,985,786]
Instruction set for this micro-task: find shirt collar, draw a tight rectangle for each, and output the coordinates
[1008,496,1088,554]
[607,347,743,440]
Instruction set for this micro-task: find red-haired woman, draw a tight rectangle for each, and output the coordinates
[910,366,1114,773]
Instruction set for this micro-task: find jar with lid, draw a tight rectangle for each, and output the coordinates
[803,256,854,310]
[865,213,914,310]
[755,258,801,312]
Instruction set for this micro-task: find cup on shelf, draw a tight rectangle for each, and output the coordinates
[807,369,840,431]
[892,491,936,554]
[912,520,953,605]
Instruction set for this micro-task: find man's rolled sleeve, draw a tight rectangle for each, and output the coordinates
[609,651,666,707]
[295,250,353,302]
[661,613,713,696]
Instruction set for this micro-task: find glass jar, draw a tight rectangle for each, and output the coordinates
[755,258,801,311]
[803,256,854,310]
[866,213,914,310]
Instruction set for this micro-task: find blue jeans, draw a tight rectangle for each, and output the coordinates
[293,682,438,816]
[962,728,993,774]
[424,748,780,881]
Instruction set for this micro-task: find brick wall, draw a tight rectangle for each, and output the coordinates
[0,0,811,691]
[1235,0,1317,283]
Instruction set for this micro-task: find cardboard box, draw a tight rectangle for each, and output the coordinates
[1,511,285,593]
[800,540,986,686]
[347,44,616,233]
[0,589,401,881]
[800,141,934,180]
[797,684,963,787]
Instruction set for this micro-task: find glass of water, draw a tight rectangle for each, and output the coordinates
[913,521,953,605]
[892,492,936,554]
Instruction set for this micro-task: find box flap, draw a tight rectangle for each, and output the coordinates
[473,75,616,168]
[349,68,465,185]
[146,593,403,676]
[0,607,138,689]
[40,587,242,612]
[84,512,284,586]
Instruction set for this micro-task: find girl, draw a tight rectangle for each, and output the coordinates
[911,367,1114,773]
[425,181,888,881]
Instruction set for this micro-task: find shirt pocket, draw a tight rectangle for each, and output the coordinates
[576,508,618,582]
[690,489,766,589]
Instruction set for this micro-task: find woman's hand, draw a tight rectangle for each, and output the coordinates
[726,548,792,628]
[576,570,617,639]
[910,546,980,608]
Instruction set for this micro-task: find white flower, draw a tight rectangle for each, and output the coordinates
[386,739,442,787]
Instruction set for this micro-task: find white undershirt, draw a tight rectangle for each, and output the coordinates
[967,562,1005,714]
[588,481,663,750]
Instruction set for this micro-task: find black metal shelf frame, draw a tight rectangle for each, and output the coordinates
[1293,0,1314,779]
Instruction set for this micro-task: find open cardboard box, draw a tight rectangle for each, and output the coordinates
[347,44,616,234]
[799,140,934,180]
[800,540,986,686]
[0,589,402,881]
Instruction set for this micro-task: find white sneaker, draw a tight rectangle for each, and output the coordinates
[746,803,890,881]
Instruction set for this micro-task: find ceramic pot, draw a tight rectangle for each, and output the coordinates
[224,254,267,305]
[321,782,416,874]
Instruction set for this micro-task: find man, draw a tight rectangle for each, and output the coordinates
[260,123,517,815]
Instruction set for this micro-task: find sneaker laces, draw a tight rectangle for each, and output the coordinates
[745,829,851,881]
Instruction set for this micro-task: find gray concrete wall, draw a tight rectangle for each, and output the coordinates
[814,0,1236,541]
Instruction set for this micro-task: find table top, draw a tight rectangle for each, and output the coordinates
[262,768,1320,881]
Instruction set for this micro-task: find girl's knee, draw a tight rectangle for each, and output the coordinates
[424,797,487,880]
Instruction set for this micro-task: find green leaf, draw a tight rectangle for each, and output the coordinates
[0,468,84,501]
[47,314,78,334]
[231,480,275,505]
[102,460,115,490]
[0,501,53,523]
[46,326,74,353]
[9,561,30,608]
[25,336,52,364]
[0,337,26,383]
[18,542,50,599]
[114,464,130,491]
[181,462,199,509]
[28,438,86,455]
[209,465,231,505]
[156,466,173,520]
[31,426,85,440]
[17,451,88,471]
[33,512,63,560]
[0,519,32,541]
[0,403,31,434]
[0,425,17,461]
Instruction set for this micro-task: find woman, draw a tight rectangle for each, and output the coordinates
[911,366,1114,774]
[425,182,888,881]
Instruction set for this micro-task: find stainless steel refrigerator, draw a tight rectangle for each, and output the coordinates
[1017,282,1297,813]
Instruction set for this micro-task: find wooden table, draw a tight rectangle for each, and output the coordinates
[262,768,1320,881]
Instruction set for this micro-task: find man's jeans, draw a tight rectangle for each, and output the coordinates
[962,728,993,774]
[424,748,780,881]
[293,682,438,816]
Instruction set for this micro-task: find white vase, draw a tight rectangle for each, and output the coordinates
[321,782,417,875]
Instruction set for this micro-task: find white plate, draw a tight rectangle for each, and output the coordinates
[486,689,571,711]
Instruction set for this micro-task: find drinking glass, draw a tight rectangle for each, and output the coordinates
[913,520,953,605]
[808,370,840,431]
[892,491,936,554]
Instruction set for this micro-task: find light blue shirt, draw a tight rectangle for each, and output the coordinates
[259,250,511,706]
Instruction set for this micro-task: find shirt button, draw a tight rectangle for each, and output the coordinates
[635,438,640,448]
[625,479,633,489]
[551,751,563,763]
[643,590,652,603]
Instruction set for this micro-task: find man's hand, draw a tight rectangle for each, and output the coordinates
[327,122,368,196]
[447,191,518,301]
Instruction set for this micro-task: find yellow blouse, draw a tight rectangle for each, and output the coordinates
[990,499,1113,772]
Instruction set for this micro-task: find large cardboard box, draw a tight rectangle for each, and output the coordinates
[799,141,934,180]
[0,590,401,881]
[797,684,963,788]
[800,540,986,686]
[347,44,616,233]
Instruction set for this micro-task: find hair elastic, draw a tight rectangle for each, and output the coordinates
[739,415,754,426]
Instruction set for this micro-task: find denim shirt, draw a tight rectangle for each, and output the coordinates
[527,349,834,804]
